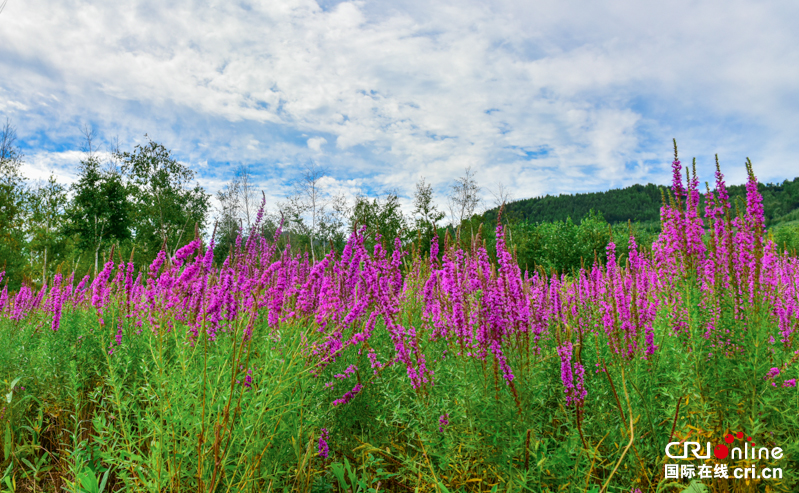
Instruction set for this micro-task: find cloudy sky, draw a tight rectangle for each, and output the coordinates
[1,0,798,215]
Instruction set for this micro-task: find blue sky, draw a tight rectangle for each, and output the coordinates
[2,0,798,218]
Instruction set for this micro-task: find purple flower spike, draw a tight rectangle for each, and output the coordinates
[438,413,449,432]
[765,367,780,380]
[332,383,363,407]
[318,428,330,459]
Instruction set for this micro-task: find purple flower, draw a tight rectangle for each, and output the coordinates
[91,260,116,311]
[438,413,449,432]
[149,250,167,278]
[783,379,796,388]
[173,239,200,266]
[558,343,574,393]
[318,428,330,459]
[50,274,64,331]
[765,367,780,380]
[0,285,7,313]
[332,383,363,407]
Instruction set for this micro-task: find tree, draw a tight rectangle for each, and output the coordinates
[29,175,68,282]
[237,165,258,230]
[284,162,330,262]
[213,166,271,261]
[118,138,210,257]
[317,193,350,252]
[488,181,513,209]
[412,177,445,255]
[447,166,481,236]
[0,119,28,289]
[214,172,243,262]
[349,192,408,253]
[64,155,131,274]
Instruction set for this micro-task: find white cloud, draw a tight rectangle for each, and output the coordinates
[307,137,327,152]
[21,150,112,185]
[1,0,797,211]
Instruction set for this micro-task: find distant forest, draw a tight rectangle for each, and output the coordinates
[483,178,799,227]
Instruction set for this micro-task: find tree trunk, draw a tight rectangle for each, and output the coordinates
[310,231,316,264]
[311,205,317,264]
[94,214,99,276]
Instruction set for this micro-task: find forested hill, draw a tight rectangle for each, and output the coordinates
[484,177,799,226]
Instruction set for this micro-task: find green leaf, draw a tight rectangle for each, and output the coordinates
[344,458,358,487]
[331,463,348,489]
[4,423,11,460]
[8,378,21,392]
[98,468,111,493]
[78,469,99,493]
[680,481,708,493]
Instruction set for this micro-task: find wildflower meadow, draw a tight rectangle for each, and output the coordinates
[0,150,797,492]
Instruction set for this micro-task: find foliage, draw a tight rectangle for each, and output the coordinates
[0,120,28,291]
[511,210,659,275]
[772,222,799,256]
[63,156,132,275]
[28,175,69,281]
[484,175,799,228]
[349,193,409,253]
[413,178,446,257]
[117,138,210,259]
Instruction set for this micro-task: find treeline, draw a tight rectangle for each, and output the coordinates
[1,124,210,290]
[3,119,799,291]
[1,121,451,290]
[484,175,799,227]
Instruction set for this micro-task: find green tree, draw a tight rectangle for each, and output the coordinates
[0,119,28,289]
[773,222,799,256]
[349,193,408,253]
[64,155,131,274]
[29,175,68,282]
[117,138,210,258]
[412,178,445,256]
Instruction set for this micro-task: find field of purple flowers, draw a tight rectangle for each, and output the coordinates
[0,152,797,492]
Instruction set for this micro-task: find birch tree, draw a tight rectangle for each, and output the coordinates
[447,166,481,237]
[117,137,209,257]
[285,162,327,263]
[29,175,68,282]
